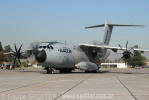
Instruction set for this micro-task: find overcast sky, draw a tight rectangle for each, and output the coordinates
[0,0,149,53]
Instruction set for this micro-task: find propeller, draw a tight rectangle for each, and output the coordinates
[28,42,41,55]
[118,41,136,59]
[28,42,47,63]
[12,44,23,65]
[28,42,39,50]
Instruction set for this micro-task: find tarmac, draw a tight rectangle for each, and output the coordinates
[0,68,149,100]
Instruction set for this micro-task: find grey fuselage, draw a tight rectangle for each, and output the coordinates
[38,42,109,70]
[27,22,143,71]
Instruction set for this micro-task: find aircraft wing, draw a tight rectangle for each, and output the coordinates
[4,50,25,55]
[79,43,149,53]
[4,52,14,55]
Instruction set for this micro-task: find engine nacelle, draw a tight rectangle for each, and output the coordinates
[122,51,133,59]
[76,62,99,71]
[87,47,106,63]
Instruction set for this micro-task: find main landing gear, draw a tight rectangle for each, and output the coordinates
[59,69,72,73]
[45,67,54,74]
[45,67,73,74]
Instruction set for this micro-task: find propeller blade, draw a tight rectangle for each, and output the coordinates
[18,44,23,53]
[118,44,122,50]
[18,59,21,65]
[130,52,134,56]
[12,50,16,53]
[126,41,128,50]
[14,44,18,52]
[128,45,137,51]
[13,57,16,65]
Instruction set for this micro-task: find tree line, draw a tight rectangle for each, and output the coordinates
[103,48,147,67]
[0,41,13,64]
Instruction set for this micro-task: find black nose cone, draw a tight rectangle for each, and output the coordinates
[35,50,47,63]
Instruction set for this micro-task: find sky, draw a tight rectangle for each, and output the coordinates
[0,0,149,51]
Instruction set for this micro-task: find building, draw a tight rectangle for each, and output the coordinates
[146,62,149,66]
[101,63,127,68]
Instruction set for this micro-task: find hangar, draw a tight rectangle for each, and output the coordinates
[101,63,127,68]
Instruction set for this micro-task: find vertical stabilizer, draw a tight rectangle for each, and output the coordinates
[85,22,144,45]
[102,21,113,45]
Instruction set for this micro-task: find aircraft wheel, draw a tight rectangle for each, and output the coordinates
[46,68,53,74]
[85,70,98,73]
[66,69,72,73]
[60,69,72,73]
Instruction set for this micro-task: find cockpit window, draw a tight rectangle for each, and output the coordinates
[47,45,53,49]
[39,46,47,49]
[39,42,63,49]
[39,45,54,49]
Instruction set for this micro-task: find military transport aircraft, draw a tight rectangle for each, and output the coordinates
[8,21,149,74]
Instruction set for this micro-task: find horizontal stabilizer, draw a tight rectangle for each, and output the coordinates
[85,24,144,29]
[85,24,104,29]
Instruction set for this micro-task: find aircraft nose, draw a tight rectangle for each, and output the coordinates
[35,50,47,63]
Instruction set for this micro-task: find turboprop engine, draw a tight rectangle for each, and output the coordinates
[118,41,138,59]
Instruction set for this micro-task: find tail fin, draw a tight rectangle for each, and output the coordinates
[85,21,144,45]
